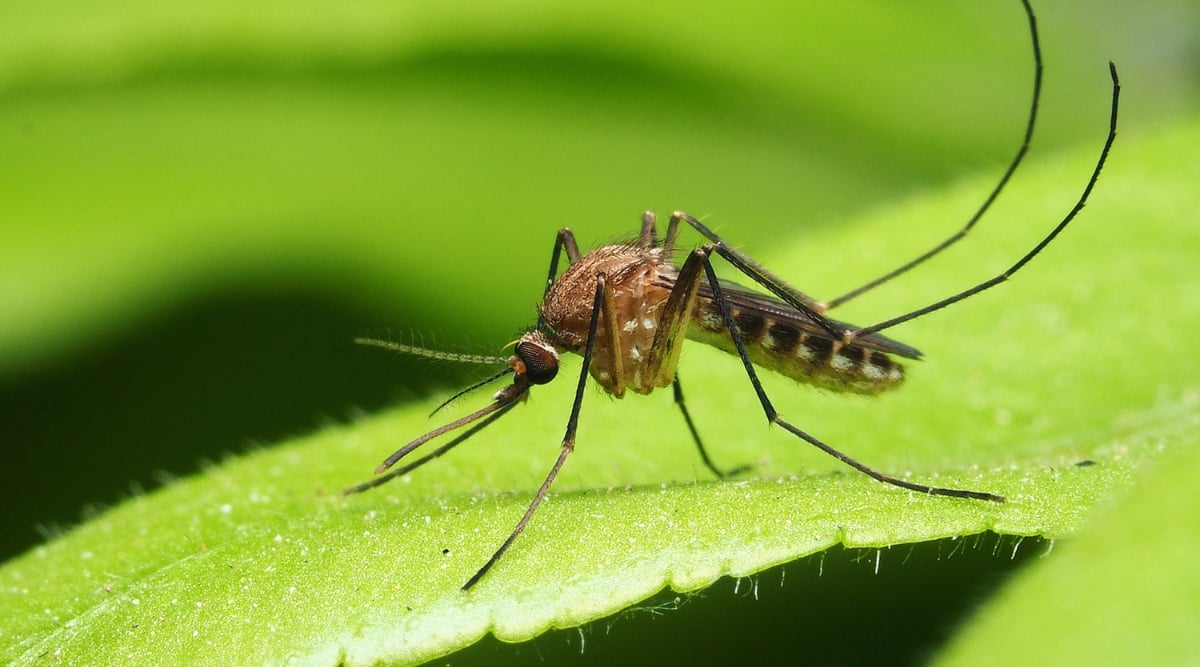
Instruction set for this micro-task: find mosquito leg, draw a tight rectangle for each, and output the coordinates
[644,240,749,477]
[597,269,629,395]
[672,376,752,479]
[461,433,573,590]
[535,228,582,329]
[850,61,1119,342]
[637,210,658,248]
[695,245,1005,502]
[462,273,609,590]
[826,0,1043,310]
[637,209,682,256]
[662,210,681,254]
[539,228,581,296]
[675,212,841,339]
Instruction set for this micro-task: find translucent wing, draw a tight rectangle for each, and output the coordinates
[695,277,924,360]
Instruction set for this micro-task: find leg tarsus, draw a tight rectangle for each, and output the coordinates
[672,376,753,479]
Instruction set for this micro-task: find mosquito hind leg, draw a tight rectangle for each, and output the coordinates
[692,244,1006,502]
[824,0,1044,310]
[675,212,841,339]
[850,60,1119,341]
[639,230,751,477]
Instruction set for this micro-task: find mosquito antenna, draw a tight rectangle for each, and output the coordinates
[825,0,1043,310]
[343,398,521,495]
[353,337,508,365]
[354,336,523,416]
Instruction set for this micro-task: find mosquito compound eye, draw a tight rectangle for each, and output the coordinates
[515,340,558,385]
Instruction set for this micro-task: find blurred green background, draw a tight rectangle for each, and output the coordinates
[0,0,1196,612]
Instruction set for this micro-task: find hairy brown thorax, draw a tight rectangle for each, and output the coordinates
[540,243,677,395]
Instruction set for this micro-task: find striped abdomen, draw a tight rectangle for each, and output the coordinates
[688,300,905,395]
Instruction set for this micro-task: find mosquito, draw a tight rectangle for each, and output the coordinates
[346,0,1120,591]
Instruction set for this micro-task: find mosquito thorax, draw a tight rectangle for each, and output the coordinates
[513,334,559,385]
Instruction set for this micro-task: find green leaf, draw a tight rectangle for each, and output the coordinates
[4,115,1198,664]
[935,436,1200,666]
[3,1,1199,665]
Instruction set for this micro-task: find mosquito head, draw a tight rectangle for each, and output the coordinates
[512,331,559,385]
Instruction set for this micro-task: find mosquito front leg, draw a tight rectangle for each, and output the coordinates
[636,210,658,249]
[695,244,1006,502]
[535,228,582,330]
[462,273,609,590]
[544,229,581,295]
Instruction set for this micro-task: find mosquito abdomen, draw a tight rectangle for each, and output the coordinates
[689,302,905,395]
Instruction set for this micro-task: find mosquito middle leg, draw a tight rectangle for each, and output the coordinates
[672,376,752,479]
[645,240,751,477]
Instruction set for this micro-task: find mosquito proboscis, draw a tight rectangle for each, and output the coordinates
[346,0,1120,591]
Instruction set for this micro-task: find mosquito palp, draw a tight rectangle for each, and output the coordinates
[346,0,1120,591]
[341,398,520,495]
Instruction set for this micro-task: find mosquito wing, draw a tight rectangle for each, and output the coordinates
[695,278,924,360]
